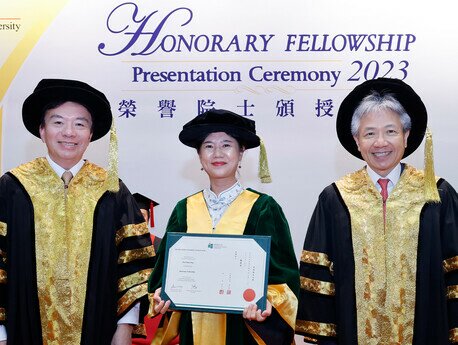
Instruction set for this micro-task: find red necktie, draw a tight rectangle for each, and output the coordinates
[378,178,389,221]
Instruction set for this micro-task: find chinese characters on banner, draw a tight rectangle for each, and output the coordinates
[118,98,335,119]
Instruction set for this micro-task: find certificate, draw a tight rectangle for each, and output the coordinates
[161,232,271,314]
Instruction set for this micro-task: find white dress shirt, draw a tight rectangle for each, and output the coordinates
[366,163,402,196]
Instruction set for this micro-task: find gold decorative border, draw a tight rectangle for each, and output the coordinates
[447,285,458,299]
[115,222,149,246]
[118,268,152,292]
[296,320,337,337]
[117,282,148,315]
[450,328,458,343]
[133,324,147,336]
[444,256,458,273]
[0,222,6,237]
[300,276,335,296]
[0,308,5,321]
[301,250,333,269]
[118,245,155,264]
[0,269,6,284]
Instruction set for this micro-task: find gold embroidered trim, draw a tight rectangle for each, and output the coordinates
[115,222,149,246]
[450,328,458,343]
[447,285,458,299]
[118,282,148,315]
[0,269,6,284]
[0,249,6,264]
[301,250,334,274]
[0,308,5,321]
[303,336,318,343]
[444,256,458,273]
[11,158,108,344]
[336,165,428,345]
[0,222,6,237]
[133,324,147,336]
[300,276,335,296]
[267,283,298,329]
[118,268,152,292]
[295,320,337,337]
[147,292,157,317]
[118,245,155,264]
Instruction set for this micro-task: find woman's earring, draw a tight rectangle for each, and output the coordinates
[238,163,242,169]
[200,167,204,171]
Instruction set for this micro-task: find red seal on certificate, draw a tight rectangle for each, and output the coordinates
[243,288,256,302]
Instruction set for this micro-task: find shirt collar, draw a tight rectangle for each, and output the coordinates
[203,181,244,205]
[46,155,85,177]
[366,163,402,191]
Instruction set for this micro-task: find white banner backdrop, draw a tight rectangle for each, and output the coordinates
[2,0,458,281]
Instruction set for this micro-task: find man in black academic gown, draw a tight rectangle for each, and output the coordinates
[0,79,155,345]
[296,78,458,344]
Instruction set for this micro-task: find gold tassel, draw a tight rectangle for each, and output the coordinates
[424,127,440,203]
[105,117,119,192]
[258,138,272,183]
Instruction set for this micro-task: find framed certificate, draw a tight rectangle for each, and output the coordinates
[161,232,271,314]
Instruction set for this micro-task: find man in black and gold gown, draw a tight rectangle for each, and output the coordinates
[0,79,155,344]
[296,78,458,344]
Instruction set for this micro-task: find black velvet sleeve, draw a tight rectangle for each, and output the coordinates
[437,180,458,342]
[296,185,339,343]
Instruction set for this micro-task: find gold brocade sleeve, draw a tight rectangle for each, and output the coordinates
[450,328,458,343]
[301,250,334,274]
[0,221,6,237]
[0,269,6,284]
[0,308,5,321]
[295,320,337,337]
[117,282,148,315]
[447,285,458,299]
[300,276,335,296]
[118,268,152,292]
[300,250,335,295]
[118,245,155,264]
[115,222,149,246]
[444,255,458,273]
[133,324,147,337]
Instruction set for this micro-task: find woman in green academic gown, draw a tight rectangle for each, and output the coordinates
[147,109,300,345]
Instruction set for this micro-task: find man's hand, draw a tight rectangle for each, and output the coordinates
[242,300,272,322]
[111,324,133,345]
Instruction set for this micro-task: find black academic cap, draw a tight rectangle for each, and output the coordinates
[179,109,261,149]
[133,193,159,210]
[336,77,427,159]
[23,78,113,141]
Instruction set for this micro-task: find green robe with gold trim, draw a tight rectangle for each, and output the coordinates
[0,158,155,344]
[148,188,300,345]
[296,165,458,345]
